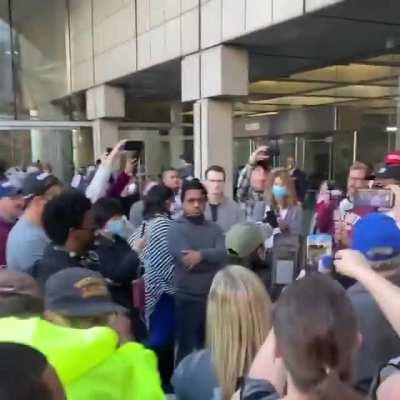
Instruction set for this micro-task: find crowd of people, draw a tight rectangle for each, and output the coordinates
[1,140,400,400]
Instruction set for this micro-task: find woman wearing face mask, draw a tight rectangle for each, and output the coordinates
[264,168,303,236]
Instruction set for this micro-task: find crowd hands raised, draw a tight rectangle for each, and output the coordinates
[0,141,400,400]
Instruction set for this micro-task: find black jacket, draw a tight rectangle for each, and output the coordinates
[92,234,140,308]
[31,244,98,288]
[31,235,140,309]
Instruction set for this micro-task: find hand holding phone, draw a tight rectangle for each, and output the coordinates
[124,141,143,153]
[306,234,333,271]
[264,210,279,229]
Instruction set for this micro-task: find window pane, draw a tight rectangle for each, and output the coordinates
[12,0,69,120]
[0,1,14,119]
[0,130,31,167]
[0,128,93,184]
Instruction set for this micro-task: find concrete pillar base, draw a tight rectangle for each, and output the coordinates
[194,99,233,197]
[92,120,119,161]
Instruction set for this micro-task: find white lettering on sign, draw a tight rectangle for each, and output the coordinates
[245,122,260,131]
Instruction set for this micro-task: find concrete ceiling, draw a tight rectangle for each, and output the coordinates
[117,0,400,122]
[231,0,400,81]
[114,60,182,101]
[228,0,400,117]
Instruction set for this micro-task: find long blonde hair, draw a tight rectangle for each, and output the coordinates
[265,167,298,207]
[206,265,272,400]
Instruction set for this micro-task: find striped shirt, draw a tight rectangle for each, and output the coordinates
[128,214,175,322]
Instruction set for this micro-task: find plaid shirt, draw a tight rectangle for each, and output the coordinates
[236,165,264,221]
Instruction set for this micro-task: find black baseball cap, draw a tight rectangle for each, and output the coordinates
[22,172,61,198]
[375,165,400,181]
[45,268,126,317]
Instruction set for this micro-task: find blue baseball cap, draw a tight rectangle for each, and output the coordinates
[45,268,126,317]
[352,213,400,261]
[0,180,21,199]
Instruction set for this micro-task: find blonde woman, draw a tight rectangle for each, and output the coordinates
[172,265,272,400]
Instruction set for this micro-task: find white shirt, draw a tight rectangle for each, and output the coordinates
[386,211,400,229]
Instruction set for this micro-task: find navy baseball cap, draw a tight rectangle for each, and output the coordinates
[22,172,60,198]
[375,165,400,181]
[45,268,126,317]
[352,213,400,262]
[0,180,21,199]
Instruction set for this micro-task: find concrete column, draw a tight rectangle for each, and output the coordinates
[92,120,119,160]
[194,99,234,197]
[145,133,163,178]
[169,102,185,169]
[396,77,400,149]
[182,45,248,197]
[86,84,125,120]
[86,84,125,164]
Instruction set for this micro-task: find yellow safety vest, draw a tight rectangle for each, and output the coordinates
[0,317,164,400]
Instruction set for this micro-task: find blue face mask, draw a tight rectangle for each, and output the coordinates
[272,185,288,200]
[106,218,127,239]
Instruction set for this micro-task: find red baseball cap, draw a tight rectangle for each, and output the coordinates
[385,151,400,166]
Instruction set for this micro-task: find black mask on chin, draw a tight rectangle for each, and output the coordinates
[249,249,267,271]
[185,215,205,225]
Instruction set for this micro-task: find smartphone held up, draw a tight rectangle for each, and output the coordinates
[353,189,395,209]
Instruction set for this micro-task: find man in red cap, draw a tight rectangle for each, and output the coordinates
[374,151,400,229]
[385,150,400,166]
[375,151,400,187]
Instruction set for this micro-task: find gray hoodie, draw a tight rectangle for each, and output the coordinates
[167,216,226,300]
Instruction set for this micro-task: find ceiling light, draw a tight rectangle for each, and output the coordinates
[248,100,273,104]
[233,111,253,116]
[249,111,279,117]
[386,126,398,132]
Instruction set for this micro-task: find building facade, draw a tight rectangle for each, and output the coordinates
[0,0,399,188]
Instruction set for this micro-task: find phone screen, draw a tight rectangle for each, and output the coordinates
[353,189,394,209]
[124,141,143,153]
[306,234,333,268]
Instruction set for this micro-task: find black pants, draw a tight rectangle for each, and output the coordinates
[175,297,207,364]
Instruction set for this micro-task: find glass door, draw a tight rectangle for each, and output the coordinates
[299,136,333,190]
[0,126,93,184]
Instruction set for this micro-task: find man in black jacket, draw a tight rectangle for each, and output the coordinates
[31,191,139,302]
[31,189,97,287]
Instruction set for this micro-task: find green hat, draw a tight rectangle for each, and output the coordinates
[225,222,272,258]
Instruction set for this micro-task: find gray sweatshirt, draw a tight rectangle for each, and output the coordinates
[204,197,245,233]
[347,272,400,385]
[168,216,226,300]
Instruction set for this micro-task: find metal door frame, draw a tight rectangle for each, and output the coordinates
[300,137,334,181]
